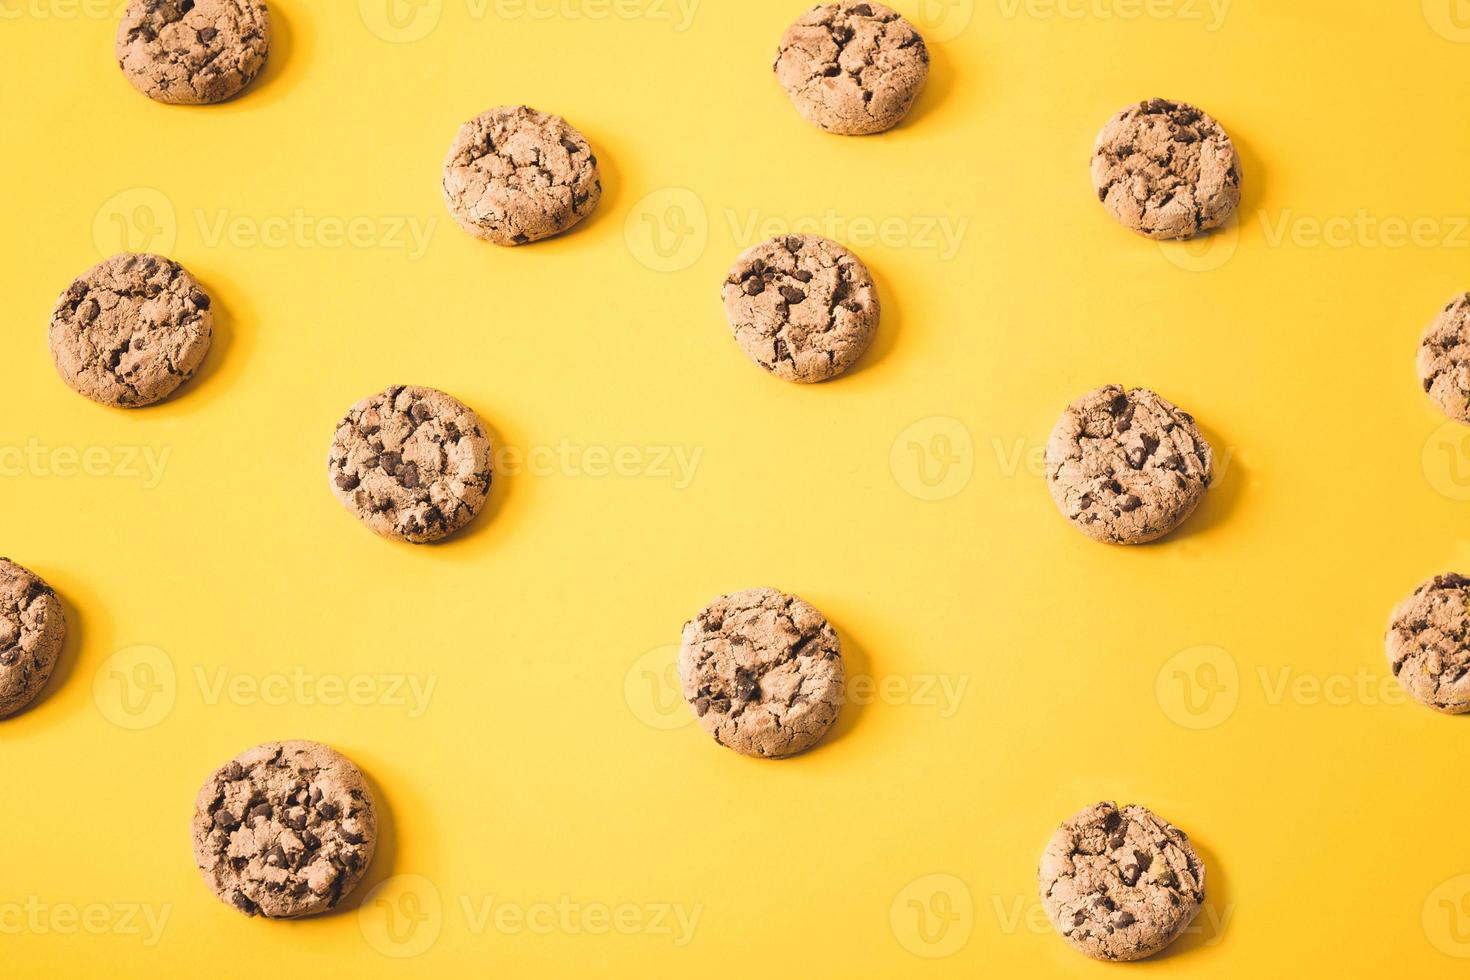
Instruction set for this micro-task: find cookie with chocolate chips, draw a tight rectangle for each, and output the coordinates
[1045,385,1214,545]
[1418,293,1470,423]
[1039,801,1205,962]
[1386,573,1470,714]
[116,0,272,105]
[1091,99,1241,240]
[442,105,602,246]
[191,741,377,918]
[0,559,66,720]
[328,385,493,544]
[678,588,844,758]
[48,253,214,408]
[774,2,929,135]
[721,234,879,383]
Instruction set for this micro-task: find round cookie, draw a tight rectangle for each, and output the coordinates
[49,253,213,408]
[1386,573,1470,714]
[116,0,272,105]
[328,385,493,544]
[678,587,844,758]
[773,2,929,135]
[191,740,377,918]
[0,559,66,720]
[1039,801,1205,962]
[1045,385,1213,545]
[1091,99,1241,240]
[721,234,879,383]
[1418,294,1470,423]
[442,105,602,246]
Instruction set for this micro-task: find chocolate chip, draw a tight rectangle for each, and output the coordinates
[335,472,360,491]
[378,452,402,476]
[213,810,240,831]
[317,801,340,820]
[250,803,272,821]
[398,463,420,489]
[734,670,759,701]
[743,278,764,296]
[779,285,806,305]
[198,26,217,42]
[223,762,244,780]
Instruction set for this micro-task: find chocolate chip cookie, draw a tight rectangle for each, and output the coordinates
[48,253,213,408]
[0,560,65,720]
[1039,801,1205,962]
[1091,99,1241,240]
[774,2,929,135]
[191,740,377,918]
[1045,385,1214,545]
[328,385,493,544]
[721,234,879,383]
[1418,294,1470,423]
[117,0,272,105]
[442,105,602,246]
[678,588,844,758]
[1386,573,1470,714]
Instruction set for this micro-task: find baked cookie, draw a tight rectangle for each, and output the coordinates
[1045,385,1213,545]
[328,385,493,544]
[1386,573,1470,714]
[49,253,213,408]
[721,234,879,383]
[774,2,929,135]
[191,740,377,918]
[442,105,602,246]
[0,560,66,720]
[1418,294,1470,423]
[1039,801,1205,962]
[678,588,844,758]
[117,0,272,105]
[1091,99,1241,240]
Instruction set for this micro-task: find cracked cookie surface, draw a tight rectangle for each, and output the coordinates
[1091,99,1241,240]
[774,2,929,135]
[1046,385,1213,545]
[191,740,377,918]
[0,559,65,720]
[442,105,602,246]
[1386,573,1470,713]
[1418,294,1470,423]
[721,234,879,383]
[328,385,493,544]
[1039,802,1205,962]
[678,588,844,758]
[49,253,213,408]
[117,0,271,105]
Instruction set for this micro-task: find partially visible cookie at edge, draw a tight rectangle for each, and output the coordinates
[1386,573,1470,714]
[116,0,272,105]
[721,234,879,383]
[1045,385,1214,545]
[442,105,602,246]
[1038,801,1205,962]
[1091,98,1241,240]
[1418,293,1470,423]
[774,2,930,135]
[190,740,377,918]
[328,385,493,544]
[0,559,66,719]
[678,588,844,758]
[49,253,214,408]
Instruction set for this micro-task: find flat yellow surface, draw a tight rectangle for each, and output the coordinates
[5,0,1470,975]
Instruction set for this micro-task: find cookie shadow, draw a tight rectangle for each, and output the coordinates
[813,618,871,752]
[8,570,97,719]
[553,123,623,245]
[1153,421,1245,544]
[324,764,399,919]
[244,2,303,106]
[1153,837,1230,960]
[160,264,245,408]
[835,262,900,382]
[899,32,956,132]
[432,416,513,550]
[1230,128,1266,219]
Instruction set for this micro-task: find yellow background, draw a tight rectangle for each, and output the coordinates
[4,0,1470,975]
